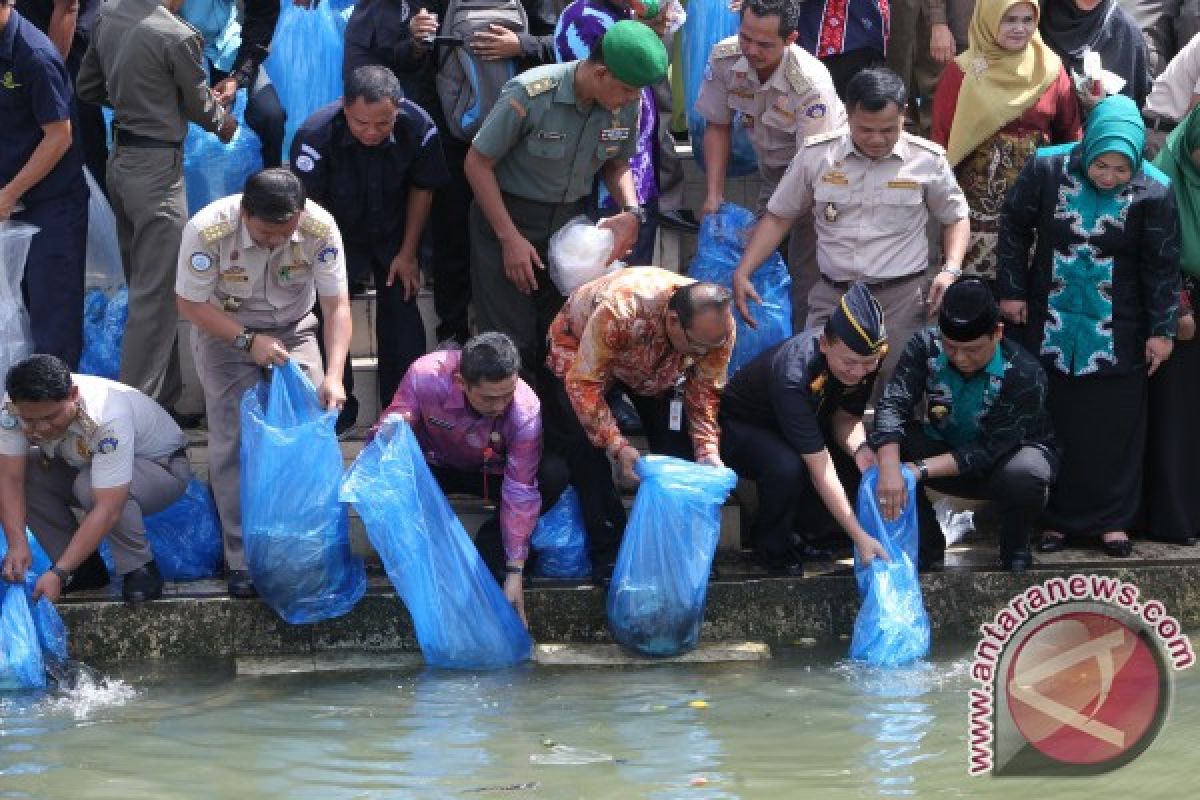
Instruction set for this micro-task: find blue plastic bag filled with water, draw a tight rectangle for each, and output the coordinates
[340,418,532,669]
[79,286,128,380]
[531,486,591,580]
[607,456,737,657]
[184,90,264,215]
[265,0,345,158]
[240,361,365,624]
[688,202,791,375]
[0,530,75,681]
[0,583,45,690]
[0,526,53,577]
[144,478,224,581]
[681,0,757,176]
[849,467,930,667]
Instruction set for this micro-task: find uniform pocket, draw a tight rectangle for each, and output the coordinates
[878,187,924,230]
[526,136,567,160]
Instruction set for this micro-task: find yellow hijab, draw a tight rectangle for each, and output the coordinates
[946,0,1061,167]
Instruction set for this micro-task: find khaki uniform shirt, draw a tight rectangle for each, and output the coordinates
[767,129,969,282]
[1144,29,1200,121]
[694,37,846,170]
[175,195,348,329]
[76,0,225,142]
[471,60,640,204]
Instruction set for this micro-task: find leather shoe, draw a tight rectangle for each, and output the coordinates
[1036,533,1067,553]
[1001,548,1033,573]
[65,550,111,593]
[655,209,700,233]
[121,560,163,603]
[227,569,258,598]
[1101,536,1133,558]
[761,556,804,577]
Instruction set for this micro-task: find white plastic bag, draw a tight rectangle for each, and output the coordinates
[84,168,125,292]
[0,221,38,380]
[933,497,975,546]
[547,216,619,295]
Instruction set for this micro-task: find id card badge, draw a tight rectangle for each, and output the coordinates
[668,397,683,432]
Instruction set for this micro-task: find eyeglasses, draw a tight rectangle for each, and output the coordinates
[681,326,730,355]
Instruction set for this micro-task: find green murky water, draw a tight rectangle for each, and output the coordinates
[1,641,1196,798]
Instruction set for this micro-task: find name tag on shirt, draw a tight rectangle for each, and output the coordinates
[668,398,683,432]
[600,127,631,142]
[536,130,565,140]
[822,172,849,185]
[887,179,920,190]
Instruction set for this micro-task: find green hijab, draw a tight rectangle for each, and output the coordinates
[1080,94,1145,180]
[1153,104,1200,277]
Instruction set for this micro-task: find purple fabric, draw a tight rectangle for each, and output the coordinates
[553,0,660,205]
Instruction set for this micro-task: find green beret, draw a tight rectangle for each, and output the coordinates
[601,20,668,89]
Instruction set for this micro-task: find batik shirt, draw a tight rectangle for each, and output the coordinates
[996,143,1180,377]
[798,0,890,60]
[373,350,543,562]
[870,329,1057,475]
[545,268,735,460]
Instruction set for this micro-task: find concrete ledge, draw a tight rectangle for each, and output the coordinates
[56,560,1200,664]
[534,641,771,666]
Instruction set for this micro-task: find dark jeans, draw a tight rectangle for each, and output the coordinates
[719,415,861,564]
[900,424,1055,562]
[15,186,87,368]
[429,454,570,581]
[430,133,472,344]
[539,366,692,568]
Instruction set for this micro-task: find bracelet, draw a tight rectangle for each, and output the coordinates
[941,265,963,278]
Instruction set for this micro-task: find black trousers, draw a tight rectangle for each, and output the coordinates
[539,366,692,568]
[900,424,1055,561]
[212,65,287,169]
[430,133,472,344]
[820,48,886,101]
[719,415,860,564]
[430,454,569,581]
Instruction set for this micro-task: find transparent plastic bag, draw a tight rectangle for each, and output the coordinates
[687,202,791,375]
[934,496,975,546]
[264,0,345,158]
[606,456,737,657]
[144,478,224,581]
[0,583,45,690]
[84,167,125,293]
[547,216,619,295]
[78,285,128,380]
[681,0,757,176]
[340,417,533,669]
[0,221,37,382]
[184,90,264,215]
[531,486,591,579]
[849,467,930,667]
[240,361,365,624]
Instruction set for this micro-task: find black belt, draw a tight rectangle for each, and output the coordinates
[113,130,183,149]
[821,271,924,292]
[1143,113,1177,133]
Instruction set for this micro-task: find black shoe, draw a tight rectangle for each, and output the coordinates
[121,560,163,603]
[227,569,258,598]
[1036,533,1067,553]
[169,409,206,430]
[65,550,111,593]
[335,394,360,438]
[1101,536,1133,558]
[797,542,834,561]
[591,562,615,589]
[655,209,700,233]
[917,556,944,573]
[1001,548,1033,573]
[760,555,804,577]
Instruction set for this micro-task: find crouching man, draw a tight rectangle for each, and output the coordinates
[372,333,568,624]
[0,355,190,602]
[870,279,1057,572]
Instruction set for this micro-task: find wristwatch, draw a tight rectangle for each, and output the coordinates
[621,205,647,225]
[50,564,73,587]
[941,264,964,279]
[915,460,930,482]
[232,330,257,352]
[504,564,524,575]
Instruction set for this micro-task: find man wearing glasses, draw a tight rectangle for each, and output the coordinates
[539,266,734,582]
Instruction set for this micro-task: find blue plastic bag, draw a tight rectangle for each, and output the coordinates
[184,90,264,215]
[681,0,757,176]
[849,467,930,667]
[144,478,224,581]
[0,526,53,577]
[240,361,365,624]
[79,286,128,380]
[531,486,592,580]
[0,583,45,690]
[607,456,737,657]
[0,530,76,681]
[688,202,792,375]
[264,0,345,158]
[340,418,532,669]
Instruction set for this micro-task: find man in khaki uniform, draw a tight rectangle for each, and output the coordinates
[733,68,970,383]
[77,0,235,415]
[694,0,844,328]
[175,169,351,597]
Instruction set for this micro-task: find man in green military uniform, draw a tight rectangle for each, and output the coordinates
[464,19,668,382]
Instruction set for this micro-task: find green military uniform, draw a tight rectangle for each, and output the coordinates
[469,59,641,378]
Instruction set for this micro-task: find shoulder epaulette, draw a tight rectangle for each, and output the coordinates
[904,132,946,156]
[711,38,741,60]
[524,76,559,97]
[803,129,845,147]
[298,213,332,239]
[784,59,812,95]
[198,218,236,245]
